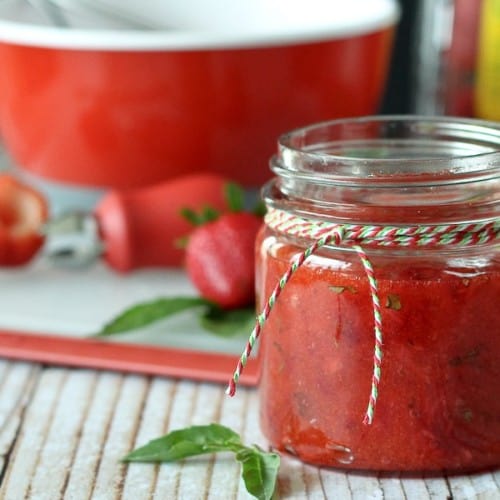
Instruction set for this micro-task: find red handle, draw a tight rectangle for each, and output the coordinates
[94,174,230,272]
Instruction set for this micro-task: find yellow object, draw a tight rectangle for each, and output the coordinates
[475,0,500,119]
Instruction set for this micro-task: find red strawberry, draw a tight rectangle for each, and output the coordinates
[0,174,48,265]
[185,212,262,309]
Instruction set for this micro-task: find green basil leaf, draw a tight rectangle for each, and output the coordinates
[200,306,256,337]
[96,296,213,336]
[123,423,243,462]
[236,446,280,500]
[123,424,280,500]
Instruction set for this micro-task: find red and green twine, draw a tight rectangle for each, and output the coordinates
[227,208,500,425]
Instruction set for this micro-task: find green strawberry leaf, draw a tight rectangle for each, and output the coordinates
[200,306,256,337]
[123,424,243,462]
[225,182,246,212]
[179,206,202,226]
[180,205,220,226]
[181,181,264,227]
[200,205,220,223]
[95,296,213,336]
[253,199,267,217]
[123,424,280,500]
[174,234,189,249]
[236,446,281,500]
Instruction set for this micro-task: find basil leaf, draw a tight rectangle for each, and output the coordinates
[236,446,280,500]
[123,424,242,462]
[200,306,256,337]
[96,296,213,336]
[123,424,280,500]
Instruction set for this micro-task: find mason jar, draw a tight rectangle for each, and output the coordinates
[255,116,500,472]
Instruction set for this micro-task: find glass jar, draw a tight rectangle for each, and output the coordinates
[256,116,500,472]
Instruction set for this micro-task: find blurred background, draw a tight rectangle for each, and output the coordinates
[386,0,498,120]
[0,0,397,203]
[381,0,417,114]
[0,0,498,213]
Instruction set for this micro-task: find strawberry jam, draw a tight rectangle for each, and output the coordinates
[256,117,500,472]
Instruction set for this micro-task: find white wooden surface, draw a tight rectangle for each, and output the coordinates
[0,361,498,499]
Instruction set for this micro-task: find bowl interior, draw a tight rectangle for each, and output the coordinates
[0,0,399,49]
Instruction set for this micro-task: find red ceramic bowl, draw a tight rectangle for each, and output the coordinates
[0,0,399,190]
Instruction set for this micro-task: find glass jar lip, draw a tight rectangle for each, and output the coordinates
[273,115,500,186]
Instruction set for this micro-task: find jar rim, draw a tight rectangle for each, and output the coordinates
[273,115,500,186]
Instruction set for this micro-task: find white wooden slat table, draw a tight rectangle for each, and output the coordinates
[0,361,498,499]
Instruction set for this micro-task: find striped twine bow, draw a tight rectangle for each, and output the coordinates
[226,208,500,425]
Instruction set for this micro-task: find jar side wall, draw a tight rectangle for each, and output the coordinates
[257,227,500,471]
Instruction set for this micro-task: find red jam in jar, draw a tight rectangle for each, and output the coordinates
[255,116,500,472]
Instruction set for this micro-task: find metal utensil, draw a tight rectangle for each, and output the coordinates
[45,0,157,29]
[27,0,70,27]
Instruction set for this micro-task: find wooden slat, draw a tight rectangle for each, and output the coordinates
[29,370,98,499]
[152,380,198,497]
[447,473,500,500]
[90,374,150,498]
[494,470,500,489]
[347,472,383,500]
[236,389,268,500]
[0,362,40,477]
[319,469,353,499]
[302,464,327,498]
[121,378,177,500]
[176,384,224,500]
[420,477,451,499]
[209,389,251,500]
[378,474,407,499]
[0,368,68,499]
[469,472,500,499]
[63,371,125,499]
[274,451,307,498]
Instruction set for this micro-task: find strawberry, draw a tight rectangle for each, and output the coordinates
[185,210,262,309]
[0,174,48,265]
